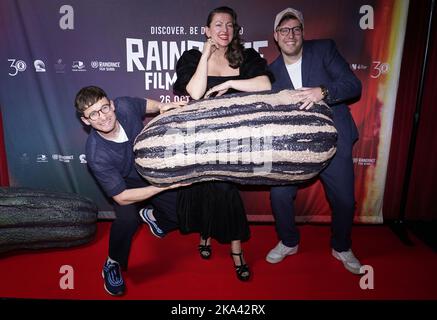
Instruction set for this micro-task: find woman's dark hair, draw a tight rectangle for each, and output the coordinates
[206,6,244,68]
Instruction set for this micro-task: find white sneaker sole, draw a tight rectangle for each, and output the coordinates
[331,250,363,275]
[265,248,298,264]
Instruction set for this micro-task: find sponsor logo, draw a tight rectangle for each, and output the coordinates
[54,58,66,73]
[90,60,121,71]
[37,154,49,163]
[79,154,87,164]
[52,154,74,163]
[350,63,368,71]
[353,158,376,166]
[34,60,46,72]
[72,60,86,71]
[19,153,30,164]
[371,61,389,78]
[8,59,27,76]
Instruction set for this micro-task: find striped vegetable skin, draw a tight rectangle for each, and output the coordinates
[134,90,337,186]
[0,187,97,254]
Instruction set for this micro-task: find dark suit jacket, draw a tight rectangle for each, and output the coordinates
[269,39,362,158]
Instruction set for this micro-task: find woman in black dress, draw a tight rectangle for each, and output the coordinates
[173,6,273,281]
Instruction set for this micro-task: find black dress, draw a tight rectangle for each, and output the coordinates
[173,48,274,244]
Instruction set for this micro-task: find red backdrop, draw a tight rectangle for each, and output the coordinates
[383,0,437,221]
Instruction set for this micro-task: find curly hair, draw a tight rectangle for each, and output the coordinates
[206,6,244,68]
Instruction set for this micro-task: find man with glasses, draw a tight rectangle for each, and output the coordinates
[75,86,186,295]
[266,8,363,274]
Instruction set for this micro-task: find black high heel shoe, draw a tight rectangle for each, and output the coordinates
[198,238,211,259]
[231,251,250,281]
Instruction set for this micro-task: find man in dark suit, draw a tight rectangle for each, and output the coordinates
[266,8,363,274]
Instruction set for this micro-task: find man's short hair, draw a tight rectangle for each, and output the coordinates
[74,86,107,113]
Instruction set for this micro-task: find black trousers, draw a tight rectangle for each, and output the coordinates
[108,190,178,269]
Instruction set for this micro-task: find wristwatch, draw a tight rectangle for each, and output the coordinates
[320,85,329,99]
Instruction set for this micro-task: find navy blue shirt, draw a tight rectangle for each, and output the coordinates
[85,97,147,197]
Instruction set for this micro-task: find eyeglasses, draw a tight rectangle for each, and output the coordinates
[84,104,111,121]
[276,26,303,36]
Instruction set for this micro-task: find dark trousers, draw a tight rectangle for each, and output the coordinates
[270,153,356,252]
[108,190,178,269]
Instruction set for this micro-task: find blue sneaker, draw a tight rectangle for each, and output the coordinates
[139,208,166,238]
[102,259,125,296]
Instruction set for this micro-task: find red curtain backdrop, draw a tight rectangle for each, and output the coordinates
[404,0,437,221]
[383,0,437,221]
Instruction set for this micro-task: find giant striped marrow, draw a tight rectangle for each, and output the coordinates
[0,187,98,254]
[134,90,337,186]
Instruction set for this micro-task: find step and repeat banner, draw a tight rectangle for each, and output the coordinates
[0,0,408,222]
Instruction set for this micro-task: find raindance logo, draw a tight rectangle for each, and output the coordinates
[72,61,86,71]
[34,60,46,72]
[52,154,74,163]
[91,60,121,71]
[353,158,376,166]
